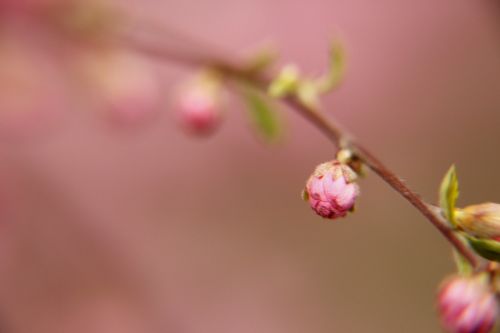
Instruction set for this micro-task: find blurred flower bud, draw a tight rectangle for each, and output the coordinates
[268,64,300,98]
[455,203,500,240]
[177,75,224,136]
[303,161,359,219]
[437,275,498,333]
[77,48,161,128]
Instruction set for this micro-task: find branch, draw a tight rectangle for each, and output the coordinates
[116,20,479,268]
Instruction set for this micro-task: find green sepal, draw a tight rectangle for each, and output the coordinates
[439,165,459,226]
[301,189,309,201]
[467,236,500,262]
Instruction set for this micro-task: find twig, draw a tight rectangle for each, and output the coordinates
[117,21,479,268]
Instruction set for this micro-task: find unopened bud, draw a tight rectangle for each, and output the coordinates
[177,75,223,136]
[437,275,498,333]
[303,161,359,219]
[78,49,161,128]
[456,203,500,240]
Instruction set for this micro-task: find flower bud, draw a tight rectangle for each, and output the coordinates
[455,203,500,240]
[437,275,498,333]
[177,77,223,136]
[303,161,359,219]
[77,48,161,128]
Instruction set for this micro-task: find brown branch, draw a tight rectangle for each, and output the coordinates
[117,23,479,268]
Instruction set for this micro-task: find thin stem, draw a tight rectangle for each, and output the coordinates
[117,21,479,268]
[356,146,478,267]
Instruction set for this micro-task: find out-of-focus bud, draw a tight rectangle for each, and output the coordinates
[303,161,359,219]
[455,203,500,240]
[437,275,498,333]
[268,64,300,98]
[177,75,224,136]
[77,48,161,128]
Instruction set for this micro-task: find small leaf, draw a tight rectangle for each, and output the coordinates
[243,87,281,142]
[439,165,459,226]
[467,236,500,262]
[317,40,346,93]
[453,248,473,276]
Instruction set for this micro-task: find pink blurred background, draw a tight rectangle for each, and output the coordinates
[0,0,499,332]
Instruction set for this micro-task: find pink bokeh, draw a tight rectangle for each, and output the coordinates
[0,0,499,332]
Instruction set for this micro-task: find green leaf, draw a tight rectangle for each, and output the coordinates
[453,248,473,276]
[467,236,500,262]
[317,40,346,93]
[243,87,281,142]
[439,165,459,226]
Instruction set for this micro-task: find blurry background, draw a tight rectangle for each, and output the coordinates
[0,0,499,332]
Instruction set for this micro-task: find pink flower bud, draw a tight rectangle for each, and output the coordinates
[304,161,359,219]
[438,275,498,333]
[177,79,223,136]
